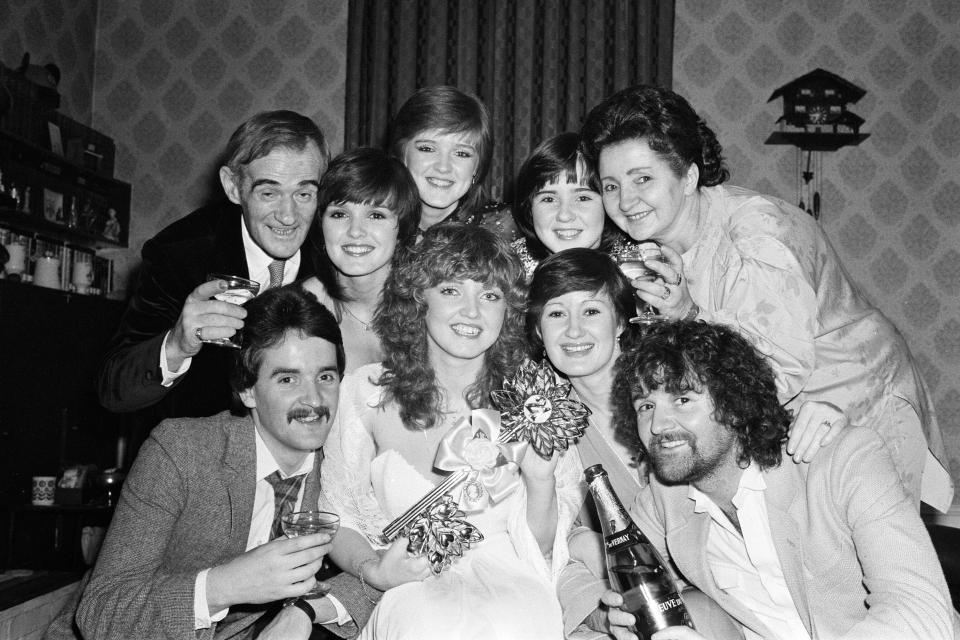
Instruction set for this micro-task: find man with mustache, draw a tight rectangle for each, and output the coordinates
[600,321,957,640]
[55,286,376,640]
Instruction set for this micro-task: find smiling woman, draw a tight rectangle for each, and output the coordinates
[320,224,582,639]
[512,132,633,278]
[302,147,420,374]
[581,84,953,511]
[388,85,517,242]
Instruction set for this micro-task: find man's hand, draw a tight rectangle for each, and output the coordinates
[206,532,332,613]
[786,400,847,463]
[602,591,709,640]
[165,278,248,368]
[365,537,432,590]
[257,602,313,640]
[601,590,639,640]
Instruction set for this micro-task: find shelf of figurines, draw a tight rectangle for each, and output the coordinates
[0,129,129,250]
[0,226,114,296]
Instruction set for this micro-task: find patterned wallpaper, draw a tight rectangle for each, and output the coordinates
[673,0,960,500]
[87,0,349,287]
[3,0,348,288]
[0,0,98,123]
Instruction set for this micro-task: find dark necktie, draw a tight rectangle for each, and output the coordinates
[267,259,285,289]
[264,470,306,540]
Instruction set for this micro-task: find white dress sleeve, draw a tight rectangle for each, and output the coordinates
[320,364,391,547]
[506,445,586,586]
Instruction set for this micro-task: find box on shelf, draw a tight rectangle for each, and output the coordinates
[0,62,60,146]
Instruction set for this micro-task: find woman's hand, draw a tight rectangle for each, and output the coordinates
[635,244,695,320]
[786,400,848,463]
[519,445,562,483]
[364,537,432,590]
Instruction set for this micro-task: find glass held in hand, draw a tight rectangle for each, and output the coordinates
[614,242,667,325]
[281,510,340,598]
[203,273,260,349]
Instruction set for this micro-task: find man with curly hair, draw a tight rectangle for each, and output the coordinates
[601,320,957,640]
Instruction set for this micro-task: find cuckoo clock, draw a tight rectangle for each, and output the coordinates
[765,69,870,221]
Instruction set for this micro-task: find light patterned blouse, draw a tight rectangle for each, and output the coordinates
[682,184,950,503]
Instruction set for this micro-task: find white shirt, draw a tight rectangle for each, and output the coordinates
[193,429,349,629]
[688,464,810,640]
[159,218,301,384]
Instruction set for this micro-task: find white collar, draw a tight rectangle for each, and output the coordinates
[254,425,315,481]
[240,218,301,291]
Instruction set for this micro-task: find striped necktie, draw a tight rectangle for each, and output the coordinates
[264,470,306,540]
[267,259,285,289]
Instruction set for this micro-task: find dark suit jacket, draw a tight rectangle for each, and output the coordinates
[97,201,319,420]
[65,412,374,640]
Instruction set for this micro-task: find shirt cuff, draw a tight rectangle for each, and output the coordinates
[318,594,353,626]
[194,569,229,629]
[160,330,192,386]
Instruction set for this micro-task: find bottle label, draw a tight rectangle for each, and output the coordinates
[605,527,644,552]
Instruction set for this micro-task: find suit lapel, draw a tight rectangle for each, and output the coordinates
[763,461,814,636]
[667,497,768,635]
[214,202,250,278]
[221,414,258,550]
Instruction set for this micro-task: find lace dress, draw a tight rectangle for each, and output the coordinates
[321,364,584,640]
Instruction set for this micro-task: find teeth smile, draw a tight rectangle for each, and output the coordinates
[555,229,582,240]
[343,245,373,256]
[427,177,454,188]
[562,343,592,353]
[270,227,297,236]
[658,439,687,449]
[452,323,480,337]
[625,210,652,221]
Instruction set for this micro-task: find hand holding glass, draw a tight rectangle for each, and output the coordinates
[203,273,260,348]
[615,243,667,325]
[281,511,340,597]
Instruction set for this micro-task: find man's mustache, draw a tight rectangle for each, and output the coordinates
[287,406,331,423]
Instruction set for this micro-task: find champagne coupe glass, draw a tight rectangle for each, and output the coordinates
[281,511,341,598]
[203,273,260,348]
[614,242,667,325]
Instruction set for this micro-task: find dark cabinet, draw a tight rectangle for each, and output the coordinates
[0,281,126,569]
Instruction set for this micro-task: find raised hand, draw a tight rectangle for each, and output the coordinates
[165,277,248,367]
[205,532,332,613]
[639,243,694,320]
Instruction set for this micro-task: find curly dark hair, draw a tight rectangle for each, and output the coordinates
[611,320,791,472]
[512,132,628,261]
[373,223,527,430]
[580,84,729,188]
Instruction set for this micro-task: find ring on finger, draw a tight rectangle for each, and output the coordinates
[674,274,683,286]
[195,327,203,342]
[662,285,671,300]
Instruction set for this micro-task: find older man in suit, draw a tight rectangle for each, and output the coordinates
[61,286,376,640]
[600,321,957,640]
[98,110,329,423]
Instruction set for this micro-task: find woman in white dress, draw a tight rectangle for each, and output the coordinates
[321,224,582,640]
[302,147,420,374]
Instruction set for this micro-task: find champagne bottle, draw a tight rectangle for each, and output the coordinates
[584,463,693,637]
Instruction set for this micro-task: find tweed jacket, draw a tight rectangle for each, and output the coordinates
[97,201,320,420]
[632,426,958,639]
[74,412,374,640]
